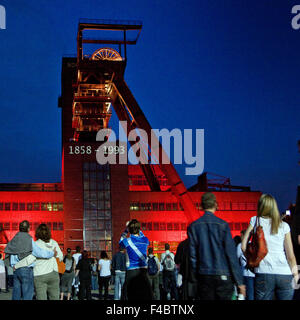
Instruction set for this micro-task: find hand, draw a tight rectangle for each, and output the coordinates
[238,284,246,297]
[53,248,58,258]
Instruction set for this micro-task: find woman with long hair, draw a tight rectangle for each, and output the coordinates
[241,194,298,300]
[13,223,63,300]
[60,248,76,300]
[98,250,111,300]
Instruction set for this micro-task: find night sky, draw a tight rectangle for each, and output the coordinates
[0,0,299,211]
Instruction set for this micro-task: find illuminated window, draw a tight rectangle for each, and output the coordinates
[27,203,33,211]
[58,203,63,211]
[12,203,18,211]
[52,203,58,211]
[47,202,52,211]
[5,203,11,211]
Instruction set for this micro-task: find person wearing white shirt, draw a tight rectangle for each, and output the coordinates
[242,194,298,300]
[98,250,111,300]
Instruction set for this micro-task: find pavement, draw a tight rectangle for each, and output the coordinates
[0,287,114,300]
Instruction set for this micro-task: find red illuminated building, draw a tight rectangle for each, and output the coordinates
[0,20,261,258]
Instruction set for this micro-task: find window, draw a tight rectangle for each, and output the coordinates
[228,223,233,230]
[152,203,159,211]
[27,203,33,211]
[12,223,18,231]
[181,223,187,231]
[141,222,147,231]
[52,222,58,231]
[5,203,11,211]
[58,203,63,211]
[52,203,58,211]
[46,222,51,230]
[12,203,18,211]
[58,223,63,231]
[153,222,159,231]
[159,203,165,211]
[47,203,52,211]
[173,223,180,231]
[172,203,179,211]
[34,202,40,211]
[147,222,152,231]
[167,223,173,231]
[159,223,166,231]
[19,203,25,211]
[0,203,3,210]
[241,222,248,231]
[234,223,241,231]
[3,222,10,230]
[166,203,172,211]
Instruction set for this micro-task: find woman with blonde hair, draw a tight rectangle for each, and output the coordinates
[241,194,298,300]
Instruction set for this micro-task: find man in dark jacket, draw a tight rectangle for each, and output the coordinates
[112,246,127,300]
[188,192,246,300]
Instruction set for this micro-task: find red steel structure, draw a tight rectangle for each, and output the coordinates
[0,20,262,258]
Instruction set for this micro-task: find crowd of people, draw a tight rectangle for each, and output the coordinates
[0,192,299,300]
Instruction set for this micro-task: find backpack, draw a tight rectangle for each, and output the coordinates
[147,256,158,275]
[245,217,268,270]
[163,253,175,271]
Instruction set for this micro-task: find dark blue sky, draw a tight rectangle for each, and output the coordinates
[0,0,299,211]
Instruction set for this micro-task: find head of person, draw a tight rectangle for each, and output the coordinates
[75,246,81,253]
[201,192,217,212]
[257,193,281,234]
[233,235,241,246]
[19,220,30,233]
[165,243,170,251]
[240,229,246,240]
[35,224,51,243]
[82,250,89,260]
[66,247,72,258]
[148,247,154,255]
[128,219,140,235]
[100,250,108,259]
